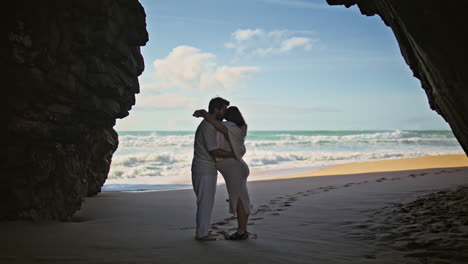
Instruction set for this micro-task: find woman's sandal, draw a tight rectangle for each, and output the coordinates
[227,231,249,240]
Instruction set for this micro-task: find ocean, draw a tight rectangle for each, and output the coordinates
[103,130,463,191]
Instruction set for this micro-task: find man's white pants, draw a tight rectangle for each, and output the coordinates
[191,159,218,238]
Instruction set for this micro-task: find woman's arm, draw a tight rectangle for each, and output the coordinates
[193,109,229,139]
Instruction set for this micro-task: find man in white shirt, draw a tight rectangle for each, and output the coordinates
[191,97,235,240]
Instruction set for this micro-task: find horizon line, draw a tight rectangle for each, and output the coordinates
[115,129,453,132]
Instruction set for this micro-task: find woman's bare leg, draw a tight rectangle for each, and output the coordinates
[236,198,249,234]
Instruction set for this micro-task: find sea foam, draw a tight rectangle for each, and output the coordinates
[105,130,463,188]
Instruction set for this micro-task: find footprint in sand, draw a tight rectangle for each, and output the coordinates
[250,217,264,221]
[271,213,280,216]
[178,226,196,230]
[254,208,272,214]
[364,254,377,259]
[355,224,369,229]
[376,177,387,182]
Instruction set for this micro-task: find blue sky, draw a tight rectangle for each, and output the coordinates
[115,0,450,131]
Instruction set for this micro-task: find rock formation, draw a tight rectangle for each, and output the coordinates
[327,0,468,155]
[1,0,148,220]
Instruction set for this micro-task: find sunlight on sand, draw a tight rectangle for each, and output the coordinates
[263,154,468,181]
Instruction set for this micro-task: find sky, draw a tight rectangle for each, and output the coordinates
[115,0,451,131]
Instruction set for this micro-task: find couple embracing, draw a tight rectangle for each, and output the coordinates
[191,97,251,241]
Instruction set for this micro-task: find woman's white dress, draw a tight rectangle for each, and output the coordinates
[215,121,251,215]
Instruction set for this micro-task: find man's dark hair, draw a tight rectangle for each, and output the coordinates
[208,97,230,114]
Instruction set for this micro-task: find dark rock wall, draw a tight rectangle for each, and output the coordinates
[1,0,148,220]
[327,0,468,155]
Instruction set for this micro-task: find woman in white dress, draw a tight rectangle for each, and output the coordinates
[193,106,251,240]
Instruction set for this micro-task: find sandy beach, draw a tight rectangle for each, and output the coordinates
[1,154,467,264]
[264,154,468,180]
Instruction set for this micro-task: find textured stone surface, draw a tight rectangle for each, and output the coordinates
[1,0,148,220]
[327,0,468,156]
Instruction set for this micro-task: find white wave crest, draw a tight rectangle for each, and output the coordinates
[106,130,463,186]
[246,130,458,147]
[119,134,194,148]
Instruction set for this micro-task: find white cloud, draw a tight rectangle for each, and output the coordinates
[267,30,289,39]
[232,29,264,42]
[280,37,313,52]
[115,114,145,130]
[224,42,236,49]
[151,45,260,92]
[140,81,172,91]
[136,93,205,109]
[254,47,274,56]
[226,28,317,57]
[201,66,261,91]
[153,46,214,90]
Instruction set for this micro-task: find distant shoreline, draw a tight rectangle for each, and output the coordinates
[103,154,467,192]
[261,154,468,181]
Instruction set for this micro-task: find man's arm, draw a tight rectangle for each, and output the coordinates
[193,109,229,139]
[199,118,228,159]
[209,148,236,159]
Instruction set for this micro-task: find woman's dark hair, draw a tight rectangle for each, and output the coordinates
[224,106,246,127]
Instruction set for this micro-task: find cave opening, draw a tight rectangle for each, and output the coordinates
[105,0,465,192]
